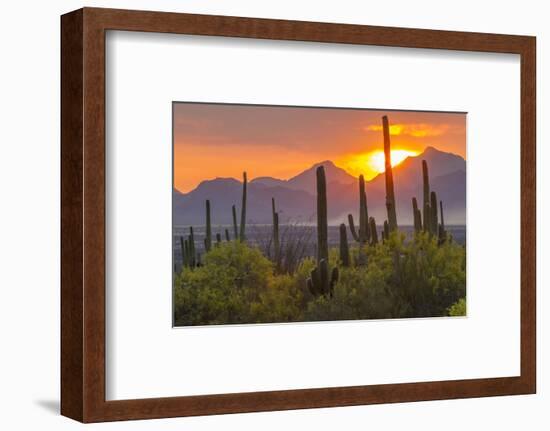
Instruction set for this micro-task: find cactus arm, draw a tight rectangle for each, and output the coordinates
[308,266,321,296]
[348,214,360,242]
[417,209,423,231]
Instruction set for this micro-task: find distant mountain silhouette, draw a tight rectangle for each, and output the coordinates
[251,160,356,195]
[174,147,466,226]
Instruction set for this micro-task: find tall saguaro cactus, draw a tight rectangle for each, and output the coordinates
[412,197,422,232]
[383,220,390,242]
[188,226,196,267]
[382,116,398,232]
[369,217,379,245]
[180,236,187,268]
[272,197,280,264]
[422,160,431,233]
[239,171,247,242]
[179,226,197,270]
[439,200,445,232]
[430,191,439,234]
[348,174,369,245]
[316,166,328,264]
[438,200,447,244]
[339,223,350,267]
[307,166,338,297]
[231,205,238,240]
[205,199,212,252]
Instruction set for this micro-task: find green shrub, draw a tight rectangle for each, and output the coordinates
[174,241,272,326]
[306,232,466,321]
[250,274,304,323]
[305,264,399,321]
[365,231,466,318]
[173,231,466,325]
[448,298,467,316]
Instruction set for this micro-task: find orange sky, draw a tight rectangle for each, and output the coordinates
[174,103,466,193]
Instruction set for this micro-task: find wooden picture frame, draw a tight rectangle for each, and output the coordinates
[61,7,536,423]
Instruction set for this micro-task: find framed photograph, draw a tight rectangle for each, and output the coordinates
[61,7,536,422]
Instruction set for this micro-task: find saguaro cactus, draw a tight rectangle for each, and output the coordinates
[383,220,390,242]
[204,199,212,252]
[412,197,422,232]
[225,229,230,242]
[339,223,350,267]
[271,198,280,264]
[231,205,238,240]
[430,191,439,235]
[369,217,379,245]
[179,235,186,268]
[179,228,197,270]
[184,239,190,266]
[307,260,339,298]
[439,200,445,232]
[348,175,369,245]
[188,226,196,267]
[316,166,328,264]
[307,166,338,297]
[382,116,398,232]
[438,200,447,244]
[239,171,247,242]
[422,160,431,233]
[216,233,222,246]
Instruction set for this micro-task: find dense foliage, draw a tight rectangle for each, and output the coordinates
[173,232,466,326]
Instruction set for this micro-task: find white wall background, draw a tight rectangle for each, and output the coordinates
[0,0,545,429]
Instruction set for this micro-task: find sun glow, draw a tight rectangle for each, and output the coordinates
[368,149,418,174]
[338,149,418,180]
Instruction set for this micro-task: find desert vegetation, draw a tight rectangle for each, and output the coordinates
[173,115,466,326]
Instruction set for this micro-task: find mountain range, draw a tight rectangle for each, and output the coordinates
[174,146,466,226]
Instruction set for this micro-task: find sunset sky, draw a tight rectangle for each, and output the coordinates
[174,103,466,193]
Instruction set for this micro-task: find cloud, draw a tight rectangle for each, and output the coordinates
[364,123,450,138]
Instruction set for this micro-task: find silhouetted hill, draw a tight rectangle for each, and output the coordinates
[174,147,466,226]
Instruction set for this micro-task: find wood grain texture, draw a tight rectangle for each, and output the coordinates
[520,36,536,394]
[60,9,84,422]
[60,7,536,423]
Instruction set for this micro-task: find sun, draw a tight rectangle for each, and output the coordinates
[338,148,419,180]
[368,149,418,174]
